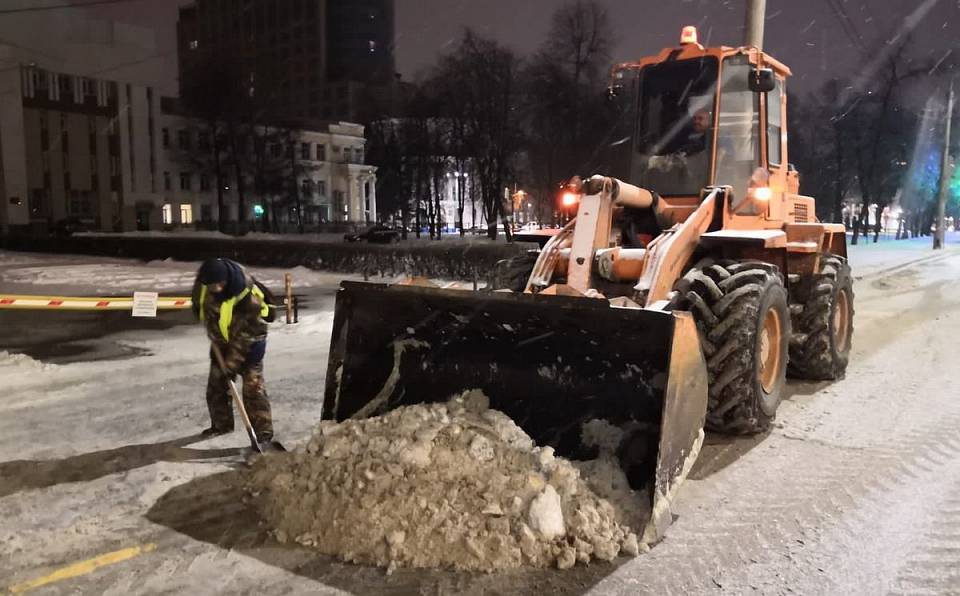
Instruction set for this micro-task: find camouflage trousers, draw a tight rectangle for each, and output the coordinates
[206,359,273,440]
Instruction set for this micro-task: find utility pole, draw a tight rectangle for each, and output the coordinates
[744,0,766,49]
[934,78,954,250]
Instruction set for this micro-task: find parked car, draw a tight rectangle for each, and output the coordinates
[52,217,95,237]
[344,224,402,244]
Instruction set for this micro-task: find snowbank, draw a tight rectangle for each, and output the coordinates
[248,392,646,572]
[0,351,55,372]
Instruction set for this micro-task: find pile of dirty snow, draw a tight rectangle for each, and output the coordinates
[0,351,56,372]
[248,391,649,571]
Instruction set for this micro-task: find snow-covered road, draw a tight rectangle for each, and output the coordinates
[1,238,958,595]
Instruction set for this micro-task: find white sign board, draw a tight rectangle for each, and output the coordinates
[132,292,159,318]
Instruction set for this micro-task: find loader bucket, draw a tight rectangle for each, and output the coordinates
[323,281,707,543]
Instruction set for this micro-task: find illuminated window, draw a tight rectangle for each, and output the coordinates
[180,204,193,224]
[162,204,173,225]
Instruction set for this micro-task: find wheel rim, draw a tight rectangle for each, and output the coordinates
[833,288,851,353]
[758,306,783,394]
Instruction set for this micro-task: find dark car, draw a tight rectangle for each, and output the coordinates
[344,224,402,244]
[52,217,95,237]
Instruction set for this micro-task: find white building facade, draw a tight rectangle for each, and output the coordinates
[157,116,377,230]
[0,63,164,234]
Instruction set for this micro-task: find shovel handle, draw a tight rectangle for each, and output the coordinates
[211,343,263,454]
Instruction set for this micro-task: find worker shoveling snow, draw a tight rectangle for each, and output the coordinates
[247,391,650,571]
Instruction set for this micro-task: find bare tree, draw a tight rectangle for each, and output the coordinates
[522,1,615,225]
[435,31,522,240]
[366,119,410,237]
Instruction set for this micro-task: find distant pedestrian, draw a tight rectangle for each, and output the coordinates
[191,258,275,441]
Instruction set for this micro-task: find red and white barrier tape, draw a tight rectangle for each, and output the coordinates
[0,295,191,311]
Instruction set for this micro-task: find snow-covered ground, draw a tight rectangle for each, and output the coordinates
[1,238,959,594]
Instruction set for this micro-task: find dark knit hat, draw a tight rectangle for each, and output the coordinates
[197,258,246,302]
[198,258,230,285]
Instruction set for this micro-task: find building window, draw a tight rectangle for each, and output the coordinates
[110,156,120,176]
[200,174,210,191]
[177,129,190,150]
[301,142,311,160]
[201,204,212,222]
[29,189,44,215]
[316,144,326,161]
[198,132,210,152]
[180,204,193,224]
[59,75,73,102]
[81,78,95,98]
[162,204,173,225]
[271,143,284,157]
[301,179,312,196]
[162,128,169,148]
[356,148,364,163]
[189,40,199,50]
[368,40,376,53]
[317,180,326,196]
[180,172,191,191]
[163,171,171,191]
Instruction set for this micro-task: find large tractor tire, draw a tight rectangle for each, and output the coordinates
[788,255,854,380]
[487,251,539,292]
[671,260,790,434]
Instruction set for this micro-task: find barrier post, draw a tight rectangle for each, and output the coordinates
[284,273,293,324]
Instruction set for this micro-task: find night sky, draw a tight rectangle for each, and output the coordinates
[75,0,959,97]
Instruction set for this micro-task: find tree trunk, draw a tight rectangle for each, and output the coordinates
[851,203,869,245]
[414,167,422,240]
[212,134,227,234]
[233,160,247,234]
[261,195,271,233]
[289,145,303,234]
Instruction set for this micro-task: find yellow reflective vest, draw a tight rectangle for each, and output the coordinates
[198,284,270,341]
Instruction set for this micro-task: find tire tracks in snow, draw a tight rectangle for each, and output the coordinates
[583,253,960,595]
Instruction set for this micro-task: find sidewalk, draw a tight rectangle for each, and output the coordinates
[846,232,959,278]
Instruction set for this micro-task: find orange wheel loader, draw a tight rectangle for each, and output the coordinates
[323,27,854,544]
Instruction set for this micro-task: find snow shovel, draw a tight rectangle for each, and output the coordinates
[210,343,285,454]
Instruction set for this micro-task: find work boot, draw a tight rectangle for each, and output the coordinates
[201,426,233,437]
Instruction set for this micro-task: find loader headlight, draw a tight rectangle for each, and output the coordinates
[561,192,580,207]
[750,186,772,201]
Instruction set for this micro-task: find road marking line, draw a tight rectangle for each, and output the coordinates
[7,543,157,594]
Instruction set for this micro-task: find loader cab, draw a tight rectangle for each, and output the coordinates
[607,30,791,227]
